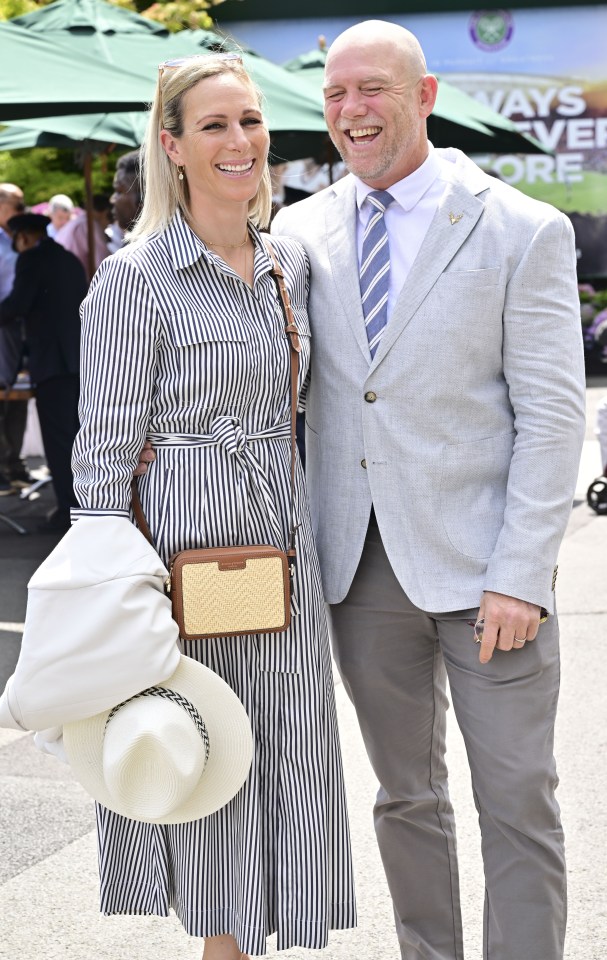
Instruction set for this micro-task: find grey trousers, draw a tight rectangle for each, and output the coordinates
[328,514,566,960]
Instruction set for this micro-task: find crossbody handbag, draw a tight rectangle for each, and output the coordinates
[131,239,301,641]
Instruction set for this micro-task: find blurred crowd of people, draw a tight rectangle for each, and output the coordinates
[0,150,142,531]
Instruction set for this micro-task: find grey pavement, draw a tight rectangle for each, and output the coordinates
[0,378,606,960]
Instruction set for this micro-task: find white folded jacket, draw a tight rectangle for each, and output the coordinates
[0,516,181,733]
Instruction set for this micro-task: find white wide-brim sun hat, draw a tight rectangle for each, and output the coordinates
[63,655,253,824]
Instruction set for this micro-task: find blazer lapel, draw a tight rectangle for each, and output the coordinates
[325,179,372,362]
[371,180,485,367]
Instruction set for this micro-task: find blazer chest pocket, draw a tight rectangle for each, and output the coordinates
[431,267,501,314]
[435,267,501,293]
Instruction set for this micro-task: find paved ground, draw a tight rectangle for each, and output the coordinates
[0,378,605,960]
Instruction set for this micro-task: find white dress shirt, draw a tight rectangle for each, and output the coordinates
[353,143,452,319]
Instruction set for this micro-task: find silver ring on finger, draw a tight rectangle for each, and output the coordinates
[514,636,526,644]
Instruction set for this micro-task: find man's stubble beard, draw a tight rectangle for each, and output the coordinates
[334,138,401,184]
[328,101,419,185]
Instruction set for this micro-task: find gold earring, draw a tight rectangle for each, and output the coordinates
[178,165,185,181]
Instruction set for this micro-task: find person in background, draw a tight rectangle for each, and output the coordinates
[272,19,586,960]
[109,149,143,246]
[46,194,74,238]
[0,182,30,495]
[55,194,111,280]
[0,212,87,533]
[71,52,355,960]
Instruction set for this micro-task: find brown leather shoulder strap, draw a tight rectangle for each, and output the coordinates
[263,237,301,355]
[131,478,154,546]
[262,235,300,556]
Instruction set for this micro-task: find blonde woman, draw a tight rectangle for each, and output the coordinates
[71,54,356,960]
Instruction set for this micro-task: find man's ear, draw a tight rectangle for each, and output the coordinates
[419,75,438,119]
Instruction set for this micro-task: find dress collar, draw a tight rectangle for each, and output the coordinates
[163,209,210,272]
[162,209,273,287]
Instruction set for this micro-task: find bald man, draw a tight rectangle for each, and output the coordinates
[272,20,585,960]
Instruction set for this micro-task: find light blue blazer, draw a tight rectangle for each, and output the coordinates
[273,148,586,612]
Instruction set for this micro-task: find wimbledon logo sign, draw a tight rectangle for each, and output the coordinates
[469,10,514,52]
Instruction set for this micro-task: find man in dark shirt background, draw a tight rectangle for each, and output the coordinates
[0,213,87,532]
[0,183,29,495]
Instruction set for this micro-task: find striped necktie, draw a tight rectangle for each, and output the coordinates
[360,190,394,358]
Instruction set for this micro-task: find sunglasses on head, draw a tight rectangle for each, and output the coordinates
[158,52,242,77]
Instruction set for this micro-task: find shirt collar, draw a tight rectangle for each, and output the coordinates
[352,142,442,214]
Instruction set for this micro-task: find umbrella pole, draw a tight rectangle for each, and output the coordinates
[84,152,95,283]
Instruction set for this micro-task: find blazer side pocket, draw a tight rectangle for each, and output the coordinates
[439,431,515,559]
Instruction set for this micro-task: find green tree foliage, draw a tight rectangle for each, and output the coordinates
[0,0,43,17]
[110,0,215,31]
[0,145,117,206]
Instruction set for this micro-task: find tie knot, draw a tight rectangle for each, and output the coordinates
[367,190,394,214]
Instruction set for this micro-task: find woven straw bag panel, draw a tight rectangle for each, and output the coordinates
[182,556,287,635]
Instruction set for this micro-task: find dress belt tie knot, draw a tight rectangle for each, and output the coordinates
[210,416,247,456]
[146,418,289,451]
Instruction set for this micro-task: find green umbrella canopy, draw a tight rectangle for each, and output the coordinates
[4,0,327,142]
[283,48,546,155]
[0,112,147,151]
[0,22,154,119]
[283,50,327,73]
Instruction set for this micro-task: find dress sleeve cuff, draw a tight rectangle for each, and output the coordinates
[70,508,131,522]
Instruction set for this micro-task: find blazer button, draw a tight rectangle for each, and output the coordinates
[361,458,367,469]
[364,391,377,403]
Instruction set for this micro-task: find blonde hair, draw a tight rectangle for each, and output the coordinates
[130,54,272,241]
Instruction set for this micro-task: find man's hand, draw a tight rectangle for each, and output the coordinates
[475,591,541,664]
[133,440,156,477]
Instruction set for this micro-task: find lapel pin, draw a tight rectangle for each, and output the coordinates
[449,212,464,225]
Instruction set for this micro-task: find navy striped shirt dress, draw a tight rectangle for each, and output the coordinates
[71,212,357,955]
